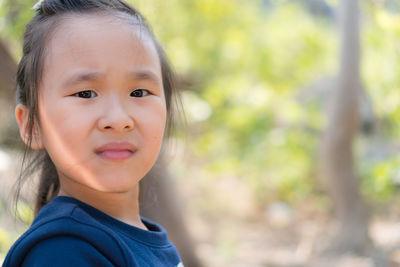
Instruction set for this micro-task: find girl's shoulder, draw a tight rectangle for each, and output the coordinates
[17,235,116,266]
[3,196,132,267]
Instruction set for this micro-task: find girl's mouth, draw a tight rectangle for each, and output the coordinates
[96,150,133,160]
[95,142,137,160]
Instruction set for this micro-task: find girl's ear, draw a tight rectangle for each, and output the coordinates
[15,104,44,150]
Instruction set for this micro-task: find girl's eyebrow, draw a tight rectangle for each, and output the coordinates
[127,70,162,87]
[62,70,162,88]
[62,71,102,87]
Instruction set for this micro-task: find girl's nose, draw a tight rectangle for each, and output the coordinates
[97,97,134,132]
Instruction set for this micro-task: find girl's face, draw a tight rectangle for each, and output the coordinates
[23,14,167,194]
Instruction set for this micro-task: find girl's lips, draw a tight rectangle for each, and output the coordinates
[95,142,137,160]
[96,150,133,160]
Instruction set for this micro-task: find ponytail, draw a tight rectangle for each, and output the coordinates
[14,149,59,217]
[34,152,59,215]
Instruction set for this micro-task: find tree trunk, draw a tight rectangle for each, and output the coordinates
[0,39,16,100]
[320,0,370,253]
[140,153,202,267]
[0,38,19,148]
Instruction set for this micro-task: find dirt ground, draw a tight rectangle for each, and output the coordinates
[181,180,400,267]
[189,213,400,267]
[176,174,400,267]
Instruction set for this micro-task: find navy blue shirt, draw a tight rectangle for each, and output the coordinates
[3,196,183,267]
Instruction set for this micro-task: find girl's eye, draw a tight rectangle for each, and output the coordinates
[130,89,150,98]
[73,90,97,98]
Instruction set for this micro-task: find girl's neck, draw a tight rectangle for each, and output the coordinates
[57,186,147,230]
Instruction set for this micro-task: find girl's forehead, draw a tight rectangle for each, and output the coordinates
[42,13,161,84]
[49,13,154,54]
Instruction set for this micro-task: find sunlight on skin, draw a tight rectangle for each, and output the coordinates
[16,13,167,229]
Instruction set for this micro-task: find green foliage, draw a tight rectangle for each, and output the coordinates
[360,154,400,202]
[357,4,400,201]
[134,0,400,205]
[0,227,11,257]
[0,0,36,57]
[16,201,34,225]
[363,4,400,138]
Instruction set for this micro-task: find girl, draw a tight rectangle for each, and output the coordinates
[3,0,183,266]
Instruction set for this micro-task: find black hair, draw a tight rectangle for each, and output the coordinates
[15,0,179,215]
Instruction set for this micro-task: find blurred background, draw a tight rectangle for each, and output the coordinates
[1,0,400,266]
